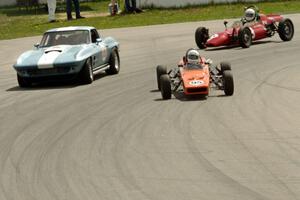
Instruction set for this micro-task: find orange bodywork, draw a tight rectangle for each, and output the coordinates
[178,57,210,95]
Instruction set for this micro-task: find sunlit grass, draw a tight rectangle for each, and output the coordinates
[0,0,300,40]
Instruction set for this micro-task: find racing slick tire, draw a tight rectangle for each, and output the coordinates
[278,18,294,41]
[156,65,167,90]
[80,58,93,84]
[220,62,231,72]
[17,74,32,87]
[223,70,234,96]
[238,27,252,48]
[160,74,172,100]
[195,27,209,49]
[106,48,120,75]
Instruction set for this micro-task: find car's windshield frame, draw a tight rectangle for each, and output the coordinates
[40,30,91,47]
[186,63,204,70]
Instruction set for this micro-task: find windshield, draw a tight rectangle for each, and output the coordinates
[186,63,203,70]
[231,20,243,28]
[40,30,90,47]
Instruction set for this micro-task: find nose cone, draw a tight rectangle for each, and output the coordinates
[181,70,210,95]
[206,32,230,47]
[182,70,209,87]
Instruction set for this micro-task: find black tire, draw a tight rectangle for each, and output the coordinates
[156,65,167,90]
[238,27,252,48]
[80,58,93,84]
[17,74,31,87]
[223,70,234,96]
[195,27,209,49]
[220,62,231,72]
[160,74,172,100]
[278,18,294,41]
[106,48,120,75]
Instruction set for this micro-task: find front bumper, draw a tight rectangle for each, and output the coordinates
[14,60,85,78]
[183,86,209,95]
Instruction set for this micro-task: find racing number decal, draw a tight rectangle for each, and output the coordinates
[99,43,108,61]
[249,27,256,39]
[102,47,108,61]
[189,80,204,86]
[208,34,219,41]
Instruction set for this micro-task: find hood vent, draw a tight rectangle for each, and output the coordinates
[45,49,62,54]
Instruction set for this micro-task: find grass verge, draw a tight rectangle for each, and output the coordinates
[0,0,300,40]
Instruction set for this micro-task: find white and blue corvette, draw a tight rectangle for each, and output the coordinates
[13,26,120,87]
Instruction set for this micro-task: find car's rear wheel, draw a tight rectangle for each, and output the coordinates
[239,27,252,48]
[160,74,172,100]
[223,70,234,96]
[106,48,120,75]
[195,27,209,49]
[17,74,32,87]
[80,58,93,84]
[278,18,294,41]
[156,65,167,90]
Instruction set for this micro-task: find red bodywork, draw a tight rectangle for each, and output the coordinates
[178,57,210,95]
[206,14,283,47]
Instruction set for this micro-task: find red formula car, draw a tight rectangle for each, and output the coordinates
[156,49,234,100]
[195,6,294,49]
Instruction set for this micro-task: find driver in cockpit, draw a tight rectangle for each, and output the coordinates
[186,49,203,69]
[243,7,260,24]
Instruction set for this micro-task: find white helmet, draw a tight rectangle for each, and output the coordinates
[187,49,200,64]
[245,8,256,22]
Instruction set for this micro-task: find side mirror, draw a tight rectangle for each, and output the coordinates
[224,21,228,29]
[96,38,102,44]
[34,43,40,48]
[183,56,187,63]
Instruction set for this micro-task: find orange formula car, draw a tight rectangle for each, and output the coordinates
[156,49,234,99]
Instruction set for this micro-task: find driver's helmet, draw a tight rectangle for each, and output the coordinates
[245,8,256,22]
[186,49,200,64]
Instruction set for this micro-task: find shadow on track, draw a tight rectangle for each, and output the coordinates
[6,72,108,92]
[152,89,228,102]
[204,40,280,51]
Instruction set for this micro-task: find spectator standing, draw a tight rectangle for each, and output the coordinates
[47,0,56,22]
[125,0,136,13]
[125,0,142,13]
[66,0,85,20]
[109,0,119,16]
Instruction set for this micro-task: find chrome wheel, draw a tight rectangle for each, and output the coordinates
[89,63,93,81]
[114,53,119,71]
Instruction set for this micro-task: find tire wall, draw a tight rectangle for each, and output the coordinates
[138,0,261,8]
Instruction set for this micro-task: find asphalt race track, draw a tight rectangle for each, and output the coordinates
[0,14,300,200]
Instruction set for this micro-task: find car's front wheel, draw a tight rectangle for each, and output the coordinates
[223,70,234,96]
[17,74,32,87]
[239,27,252,48]
[80,58,93,84]
[195,27,209,49]
[160,74,172,100]
[156,65,167,90]
[220,62,231,72]
[106,48,120,75]
[278,18,294,41]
